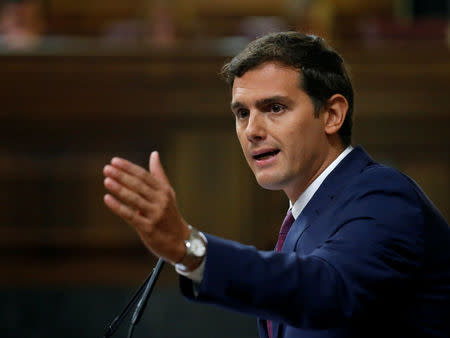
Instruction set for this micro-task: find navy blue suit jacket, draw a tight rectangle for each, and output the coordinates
[181,146,450,337]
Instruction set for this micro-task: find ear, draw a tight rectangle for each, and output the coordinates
[323,94,348,136]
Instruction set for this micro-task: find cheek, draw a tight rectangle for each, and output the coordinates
[236,129,245,147]
[281,120,318,158]
[282,121,306,146]
[236,128,250,160]
[288,115,322,141]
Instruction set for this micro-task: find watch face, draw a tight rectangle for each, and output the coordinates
[191,238,206,257]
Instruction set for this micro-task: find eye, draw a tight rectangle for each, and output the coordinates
[270,104,285,113]
[235,108,249,119]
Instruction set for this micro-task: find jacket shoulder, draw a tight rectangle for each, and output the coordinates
[354,162,422,198]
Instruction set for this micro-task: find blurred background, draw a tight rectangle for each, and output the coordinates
[0,0,448,337]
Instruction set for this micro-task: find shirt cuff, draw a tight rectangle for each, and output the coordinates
[175,256,205,283]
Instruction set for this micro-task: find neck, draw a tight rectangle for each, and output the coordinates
[284,141,345,202]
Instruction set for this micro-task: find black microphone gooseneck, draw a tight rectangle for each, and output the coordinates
[104,272,152,337]
[127,258,165,338]
[103,258,165,338]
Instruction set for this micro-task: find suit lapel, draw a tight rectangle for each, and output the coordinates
[282,146,373,254]
[271,146,374,338]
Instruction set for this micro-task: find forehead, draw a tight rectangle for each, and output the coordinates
[231,62,302,101]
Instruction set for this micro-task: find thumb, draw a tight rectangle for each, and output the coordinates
[149,151,170,184]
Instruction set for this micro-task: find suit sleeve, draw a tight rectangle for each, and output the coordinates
[180,169,425,329]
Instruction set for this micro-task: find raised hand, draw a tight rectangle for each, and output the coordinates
[103,151,190,264]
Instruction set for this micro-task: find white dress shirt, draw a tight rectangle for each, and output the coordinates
[177,146,354,282]
[290,146,353,219]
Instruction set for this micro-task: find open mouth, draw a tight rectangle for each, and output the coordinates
[253,149,280,161]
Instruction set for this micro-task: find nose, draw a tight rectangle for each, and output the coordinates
[245,112,266,142]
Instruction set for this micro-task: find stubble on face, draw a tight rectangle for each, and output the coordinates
[232,62,335,202]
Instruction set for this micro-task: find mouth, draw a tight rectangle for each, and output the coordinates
[252,149,280,161]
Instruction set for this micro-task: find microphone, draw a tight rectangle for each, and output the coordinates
[104,258,165,338]
[127,258,165,338]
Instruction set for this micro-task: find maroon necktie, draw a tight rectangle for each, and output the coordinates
[267,209,295,338]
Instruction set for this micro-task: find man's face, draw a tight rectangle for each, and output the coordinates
[232,62,330,201]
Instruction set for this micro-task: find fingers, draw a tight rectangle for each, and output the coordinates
[103,153,171,221]
[104,193,149,227]
[104,177,149,214]
[103,153,188,263]
[103,164,155,200]
[110,157,159,188]
[149,151,170,184]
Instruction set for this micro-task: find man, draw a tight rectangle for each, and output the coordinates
[103,32,450,337]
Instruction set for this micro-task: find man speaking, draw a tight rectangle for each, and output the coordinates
[103,32,450,337]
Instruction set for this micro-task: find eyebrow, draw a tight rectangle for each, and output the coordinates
[231,95,293,111]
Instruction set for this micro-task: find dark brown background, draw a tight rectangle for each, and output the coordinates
[0,0,448,337]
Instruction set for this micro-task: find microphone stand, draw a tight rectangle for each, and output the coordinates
[127,258,165,338]
[104,258,165,338]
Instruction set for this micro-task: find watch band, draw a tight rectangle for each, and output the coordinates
[175,225,207,273]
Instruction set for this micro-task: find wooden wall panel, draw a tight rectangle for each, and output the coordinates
[48,0,138,15]
[0,41,448,285]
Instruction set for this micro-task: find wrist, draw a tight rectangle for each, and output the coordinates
[175,225,207,273]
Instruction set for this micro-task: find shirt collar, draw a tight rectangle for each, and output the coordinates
[290,146,353,219]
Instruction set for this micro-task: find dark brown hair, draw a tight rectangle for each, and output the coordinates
[221,31,353,146]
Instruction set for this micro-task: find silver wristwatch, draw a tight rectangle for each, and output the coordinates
[175,225,207,273]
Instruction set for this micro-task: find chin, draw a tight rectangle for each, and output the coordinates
[255,174,284,191]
